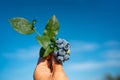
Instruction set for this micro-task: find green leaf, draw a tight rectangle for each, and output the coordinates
[39,46,52,57]
[36,35,50,49]
[39,47,45,57]
[43,46,52,57]
[9,17,34,34]
[43,15,59,39]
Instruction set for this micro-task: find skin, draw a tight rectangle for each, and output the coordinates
[33,55,68,80]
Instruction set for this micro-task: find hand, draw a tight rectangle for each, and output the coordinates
[33,57,52,80]
[33,55,68,80]
[51,55,68,80]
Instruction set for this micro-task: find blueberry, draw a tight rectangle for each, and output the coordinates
[57,56,64,62]
[64,54,70,61]
[57,43,64,49]
[53,51,58,56]
[62,39,68,45]
[55,38,71,63]
[56,38,63,44]
[58,49,66,56]
[64,43,70,50]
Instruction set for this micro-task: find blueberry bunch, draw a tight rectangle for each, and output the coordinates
[53,38,70,63]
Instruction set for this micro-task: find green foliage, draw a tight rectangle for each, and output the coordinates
[39,46,51,57]
[37,15,59,57]
[39,47,45,57]
[9,17,34,34]
[43,46,52,57]
[36,35,50,49]
[43,15,59,40]
[9,15,59,58]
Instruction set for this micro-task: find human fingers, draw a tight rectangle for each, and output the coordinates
[33,56,53,80]
[51,55,68,80]
[51,55,63,72]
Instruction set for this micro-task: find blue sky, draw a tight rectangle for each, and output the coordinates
[0,0,120,80]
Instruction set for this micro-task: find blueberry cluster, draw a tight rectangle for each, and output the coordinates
[53,38,70,63]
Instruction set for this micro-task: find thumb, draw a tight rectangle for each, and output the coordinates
[51,55,63,69]
[51,55,60,65]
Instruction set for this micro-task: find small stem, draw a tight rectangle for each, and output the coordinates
[33,28,41,36]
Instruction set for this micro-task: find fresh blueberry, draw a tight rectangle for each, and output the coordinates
[55,38,71,63]
[57,56,64,62]
[58,49,66,56]
[64,43,70,50]
[57,43,64,49]
[64,54,70,61]
[62,39,68,45]
[53,51,58,56]
[56,38,63,44]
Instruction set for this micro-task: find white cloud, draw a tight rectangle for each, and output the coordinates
[2,45,40,59]
[66,40,120,72]
[101,41,120,59]
[103,50,120,59]
[70,40,99,53]
[104,41,120,47]
[66,60,120,71]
